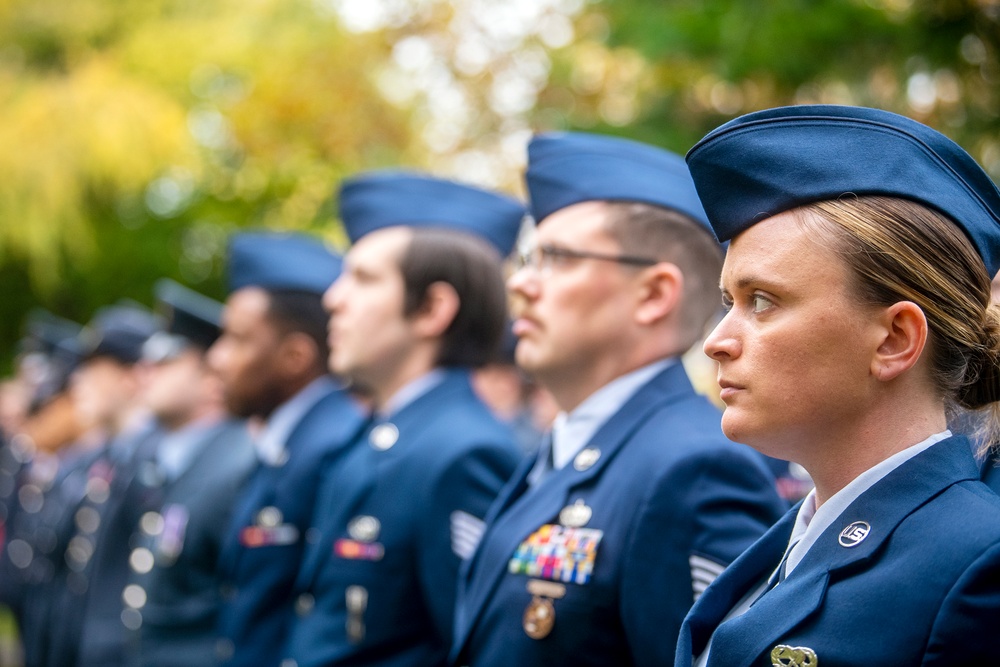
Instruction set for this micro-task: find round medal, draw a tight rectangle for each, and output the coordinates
[523,596,555,639]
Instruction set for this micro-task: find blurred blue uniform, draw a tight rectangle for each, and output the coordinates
[10,303,161,667]
[55,425,162,667]
[1,442,118,667]
[451,363,785,666]
[452,131,786,666]
[213,232,366,667]
[124,419,255,666]
[118,279,258,666]
[216,383,365,666]
[282,369,520,667]
[280,172,524,667]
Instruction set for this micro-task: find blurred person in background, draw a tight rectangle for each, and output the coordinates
[280,172,523,667]
[4,303,160,667]
[451,132,786,667]
[0,311,87,667]
[117,279,255,667]
[211,232,366,667]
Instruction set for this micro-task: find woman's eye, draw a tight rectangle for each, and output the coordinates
[751,294,773,313]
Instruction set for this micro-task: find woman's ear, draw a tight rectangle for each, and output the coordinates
[871,301,928,382]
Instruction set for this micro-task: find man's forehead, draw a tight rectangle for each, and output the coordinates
[536,201,612,242]
[346,226,412,265]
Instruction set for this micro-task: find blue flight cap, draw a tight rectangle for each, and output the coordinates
[524,131,712,234]
[20,310,84,406]
[338,171,526,257]
[144,279,224,362]
[226,232,343,296]
[81,302,162,365]
[686,104,1000,275]
[20,309,83,362]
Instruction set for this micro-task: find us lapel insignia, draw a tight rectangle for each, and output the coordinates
[369,423,399,451]
[348,515,381,542]
[771,644,818,666]
[523,579,566,639]
[838,520,870,547]
[558,499,592,528]
[573,447,601,471]
[257,506,283,527]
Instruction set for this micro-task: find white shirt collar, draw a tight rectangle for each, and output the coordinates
[781,429,951,577]
[379,369,446,420]
[550,358,674,470]
[256,376,337,465]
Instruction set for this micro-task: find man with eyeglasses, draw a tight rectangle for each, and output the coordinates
[450,132,786,666]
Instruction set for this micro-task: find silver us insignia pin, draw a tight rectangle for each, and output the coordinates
[573,447,601,471]
[558,500,592,528]
[770,644,818,667]
[257,506,283,528]
[838,520,870,547]
[369,423,399,451]
[347,515,381,543]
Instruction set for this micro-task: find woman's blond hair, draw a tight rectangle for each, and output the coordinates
[801,195,1000,453]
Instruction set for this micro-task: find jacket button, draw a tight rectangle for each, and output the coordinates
[295,593,315,616]
[216,638,235,660]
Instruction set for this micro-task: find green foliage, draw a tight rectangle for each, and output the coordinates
[0,0,413,370]
[540,0,1000,164]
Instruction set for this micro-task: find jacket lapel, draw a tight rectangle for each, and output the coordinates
[297,371,474,588]
[696,435,980,667]
[675,508,797,667]
[453,364,698,656]
[706,566,829,667]
[296,420,378,585]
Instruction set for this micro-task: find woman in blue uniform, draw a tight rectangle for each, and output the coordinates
[675,104,1000,667]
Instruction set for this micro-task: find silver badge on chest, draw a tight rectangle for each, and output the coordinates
[369,423,399,451]
[558,499,592,528]
[573,447,601,471]
[837,521,870,547]
[347,515,381,543]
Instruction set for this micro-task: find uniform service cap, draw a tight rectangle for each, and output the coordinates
[143,279,224,363]
[21,309,83,362]
[525,131,712,233]
[338,171,525,256]
[226,231,343,296]
[81,302,161,365]
[20,310,84,405]
[686,104,1000,275]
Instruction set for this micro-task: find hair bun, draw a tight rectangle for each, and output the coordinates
[958,303,1000,410]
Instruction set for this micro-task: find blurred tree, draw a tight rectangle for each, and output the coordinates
[0,0,413,366]
[539,0,1000,180]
